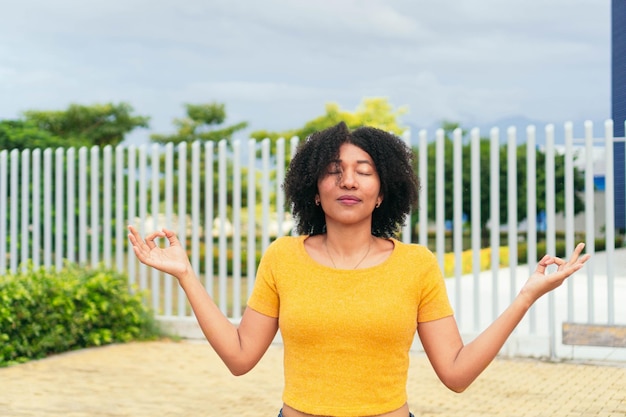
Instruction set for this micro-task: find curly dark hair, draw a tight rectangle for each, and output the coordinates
[283,121,420,238]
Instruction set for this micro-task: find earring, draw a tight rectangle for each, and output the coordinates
[315,199,320,206]
[375,202,381,208]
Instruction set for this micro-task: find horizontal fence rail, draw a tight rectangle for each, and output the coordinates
[1,120,624,360]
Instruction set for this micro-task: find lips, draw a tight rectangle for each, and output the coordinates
[337,195,361,204]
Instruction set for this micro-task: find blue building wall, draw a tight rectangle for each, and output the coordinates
[613,0,626,230]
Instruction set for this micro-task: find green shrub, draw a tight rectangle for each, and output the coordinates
[0,265,162,367]
[518,236,624,262]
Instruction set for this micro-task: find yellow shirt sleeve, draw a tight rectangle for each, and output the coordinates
[247,238,281,318]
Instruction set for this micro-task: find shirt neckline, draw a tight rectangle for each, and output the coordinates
[296,234,399,273]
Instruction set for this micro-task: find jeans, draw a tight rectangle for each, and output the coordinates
[277,410,415,417]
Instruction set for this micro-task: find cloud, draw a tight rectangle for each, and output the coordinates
[0,0,611,139]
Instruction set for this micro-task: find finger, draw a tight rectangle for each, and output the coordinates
[568,253,591,271]
[127,232,150,262]
[127,226,143,247]
[554,257,577,273]
[551,243,588,272]
[131,244,145,261]
[567,245,591,271]
[554,255,588,278]
[144,230,166,249]
[579,253,592,264]
[568,242,586,264]
[127,225,142,242]
[162,228,182,246]
[127,225,152,248]
[535,255,555,274]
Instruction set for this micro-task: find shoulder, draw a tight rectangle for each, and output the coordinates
[390,239,441,276]
[263,235,307,257]
[391,239,437,262]
[257,235,310,278]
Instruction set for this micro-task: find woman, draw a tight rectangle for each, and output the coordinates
[128,121,590,417]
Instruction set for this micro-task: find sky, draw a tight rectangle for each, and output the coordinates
[0,0,612,145]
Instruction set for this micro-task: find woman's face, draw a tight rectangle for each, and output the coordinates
[316,143,382,229]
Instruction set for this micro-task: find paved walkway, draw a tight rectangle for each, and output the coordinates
[1,340,624,417]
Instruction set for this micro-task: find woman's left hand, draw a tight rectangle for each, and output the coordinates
[520,242,591,304]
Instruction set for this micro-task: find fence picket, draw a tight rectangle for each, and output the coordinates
[584,122,595,323]
[526,126,537,333]
[545,124,557,357]
[564,123,575,322]
[32,149,41,268]
[435,129,445,269]
[604,120,615,324]
[507,128,518,304]
[0,151,6,273]
[103,146,112,269]
[43,149,52,271]
[21,150,30,272]
[489,128,500,319]
[233,140,242,319]
[115,146,124,271]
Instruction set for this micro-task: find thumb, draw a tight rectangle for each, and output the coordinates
[161,228,183,246]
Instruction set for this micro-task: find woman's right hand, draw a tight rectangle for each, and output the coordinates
[127,225,192,280]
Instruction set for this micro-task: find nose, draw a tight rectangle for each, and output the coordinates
[339,169,357,189]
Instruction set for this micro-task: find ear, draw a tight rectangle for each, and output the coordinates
[376,196,383,208]
[315,194,320,206]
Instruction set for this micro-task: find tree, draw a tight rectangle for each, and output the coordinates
[0,120,67,151]
[23,102,149,148]
[250,97,408,144]
[1,103,149,151]
[150,103,248,144]
[0,103,149,264]
[416,123,586,247]
[149,103,250,225]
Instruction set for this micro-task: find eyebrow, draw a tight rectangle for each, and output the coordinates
[331,159,374,166]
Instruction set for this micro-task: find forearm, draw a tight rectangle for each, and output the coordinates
[448,294,533,391]
[421,246,589,393]
[176,270,247,372]
[128,226,277,375]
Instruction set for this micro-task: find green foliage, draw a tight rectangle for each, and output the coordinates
[0,120,68,151]
[150,102,248,144]
[23,102,149,148]
[250,97,408,144]
[415,123,586,242]
[0,102,149,150]
[517,236,624,262]
[0,265,162,367]
[249,97,408,209]
[149,103,252,218]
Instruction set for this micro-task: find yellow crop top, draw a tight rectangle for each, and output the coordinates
[247,235,453,417]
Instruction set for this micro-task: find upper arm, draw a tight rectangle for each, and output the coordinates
[417,315,465,390]
[229,306,279,375]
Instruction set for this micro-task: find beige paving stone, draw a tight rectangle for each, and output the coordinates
[0,340,624,417]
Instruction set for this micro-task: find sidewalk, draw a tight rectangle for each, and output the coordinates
[1,340,624,417]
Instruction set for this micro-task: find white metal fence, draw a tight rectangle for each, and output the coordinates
[1,120,624,360]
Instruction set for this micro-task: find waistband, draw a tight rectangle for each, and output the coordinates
[277,410,415,417]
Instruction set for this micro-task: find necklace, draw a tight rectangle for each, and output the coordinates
[325,236,372,269]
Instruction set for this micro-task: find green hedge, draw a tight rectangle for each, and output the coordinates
[518,236,625,262]
[0,265,162,367]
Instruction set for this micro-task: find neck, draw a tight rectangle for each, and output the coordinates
[324,219,373,248]
[324,230,374,269]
